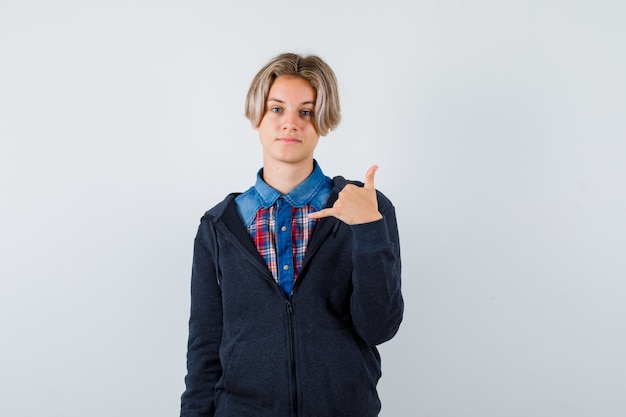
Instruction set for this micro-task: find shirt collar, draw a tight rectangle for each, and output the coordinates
[255,160,328,209]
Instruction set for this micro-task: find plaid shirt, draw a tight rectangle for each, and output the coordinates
[235,161,332,297]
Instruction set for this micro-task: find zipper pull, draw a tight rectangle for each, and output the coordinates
[286,300,294,315]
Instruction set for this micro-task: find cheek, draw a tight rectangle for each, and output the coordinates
[309,126,320,137]
[256,116,274,132]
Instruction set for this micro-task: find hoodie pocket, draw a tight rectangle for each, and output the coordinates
[219,335,291,408]
[297,328,381,416]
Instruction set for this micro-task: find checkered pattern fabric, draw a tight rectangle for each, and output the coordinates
[248,204,317,285]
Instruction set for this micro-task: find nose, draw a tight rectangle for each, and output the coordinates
[282,110,300,130]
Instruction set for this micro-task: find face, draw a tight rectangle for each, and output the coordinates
[257,75,320,169]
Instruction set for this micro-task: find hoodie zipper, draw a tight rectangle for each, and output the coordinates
[286,299,299,417]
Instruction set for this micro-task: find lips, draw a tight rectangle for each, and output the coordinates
[278,137,301,144]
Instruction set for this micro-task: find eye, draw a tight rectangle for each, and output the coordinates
[270,106,282,113]
[300,109,312,117]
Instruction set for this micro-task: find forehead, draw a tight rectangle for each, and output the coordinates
[268,75,316,101]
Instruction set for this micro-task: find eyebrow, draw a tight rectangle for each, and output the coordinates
[267,97,315,106]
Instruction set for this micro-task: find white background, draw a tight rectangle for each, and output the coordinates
[1,1,625,416]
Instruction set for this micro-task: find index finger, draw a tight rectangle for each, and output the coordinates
[308,207,334,220]
[364,165,379,190]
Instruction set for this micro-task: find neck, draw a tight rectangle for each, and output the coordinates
[262,159,314,194]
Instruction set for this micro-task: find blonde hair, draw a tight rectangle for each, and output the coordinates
[245,53,341,136]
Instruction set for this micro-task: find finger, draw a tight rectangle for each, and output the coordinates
[308,208,334,219]
[364,165,379,190]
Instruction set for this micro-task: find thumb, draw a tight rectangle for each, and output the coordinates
[364,165,379,190]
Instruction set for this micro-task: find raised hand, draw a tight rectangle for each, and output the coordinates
[309,165,384,225]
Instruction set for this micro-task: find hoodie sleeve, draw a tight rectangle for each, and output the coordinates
[349,191,404,346]
[180,218,223,417]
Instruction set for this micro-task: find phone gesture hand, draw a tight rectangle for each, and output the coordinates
[309,165,383,225]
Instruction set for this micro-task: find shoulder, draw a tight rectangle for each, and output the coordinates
[200,193,240,223]
[194,193,241,248]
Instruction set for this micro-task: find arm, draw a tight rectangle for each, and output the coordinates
[180,221,223,417]
[349,200,403,345]
[309,166,404,345]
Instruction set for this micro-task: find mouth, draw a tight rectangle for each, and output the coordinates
[277,137,301,144]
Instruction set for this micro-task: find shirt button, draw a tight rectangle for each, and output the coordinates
[283,265,289,271]
[281,225,288,232]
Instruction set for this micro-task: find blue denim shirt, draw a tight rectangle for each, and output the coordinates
[235,160,332,228]
[235,161,332,296]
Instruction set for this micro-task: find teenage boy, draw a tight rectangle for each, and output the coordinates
[181,52,403,417]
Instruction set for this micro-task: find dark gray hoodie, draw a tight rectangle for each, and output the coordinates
[181,176,403,417]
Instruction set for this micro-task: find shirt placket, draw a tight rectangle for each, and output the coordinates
[275,197,295,297]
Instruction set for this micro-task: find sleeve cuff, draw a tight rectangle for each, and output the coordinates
[350,217,391,252]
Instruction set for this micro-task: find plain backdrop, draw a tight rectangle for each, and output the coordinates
[1,1,625,416]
